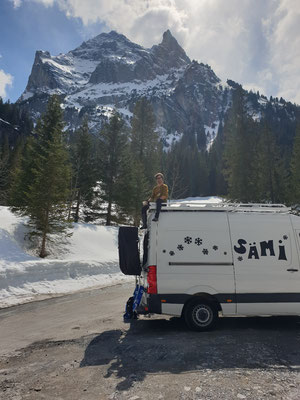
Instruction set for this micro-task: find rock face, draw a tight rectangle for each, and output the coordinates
[18,30,298,150]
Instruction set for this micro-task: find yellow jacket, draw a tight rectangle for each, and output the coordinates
[149,184,168,201]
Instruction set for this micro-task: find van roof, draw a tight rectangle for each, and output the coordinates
[149,202,292,214]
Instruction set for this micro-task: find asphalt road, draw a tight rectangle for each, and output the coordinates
[1,283,300,400]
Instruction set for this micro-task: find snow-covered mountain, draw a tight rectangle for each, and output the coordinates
[17,30,298,150]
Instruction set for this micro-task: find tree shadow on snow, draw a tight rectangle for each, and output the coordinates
[80,315,300,391]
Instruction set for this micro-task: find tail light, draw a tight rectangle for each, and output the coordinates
[147,265,157,294]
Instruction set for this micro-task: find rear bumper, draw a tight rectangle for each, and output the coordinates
[146,294,192,314]
[147,294,162,314]
[146,294,189,317]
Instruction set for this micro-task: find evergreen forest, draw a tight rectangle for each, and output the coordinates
[1,90,300,256]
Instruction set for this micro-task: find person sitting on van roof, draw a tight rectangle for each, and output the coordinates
[141,173,168,229]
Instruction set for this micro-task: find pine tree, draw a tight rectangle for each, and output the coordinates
[130,98,160,183]
[98,111,128,225]
[70,118,97,222]
[9,136,25,175]
[207,126,227,196]
[0,135,9,204]
[290,123,300,204]
[10,95,71,258]
[165,133,211,199]
[5,136,25,205]
[254,122,287,203]
[9,135,37,208]
[116,154,149,225]
[196,151,210,196]
[127,98,162,223]
[165,142,187,199]
[223,87,257,202]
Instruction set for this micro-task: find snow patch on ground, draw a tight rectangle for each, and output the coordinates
[0,207,132,308]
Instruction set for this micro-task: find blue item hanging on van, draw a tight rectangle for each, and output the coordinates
[123,285,145,322]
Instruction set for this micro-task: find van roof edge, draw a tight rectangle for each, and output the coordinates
[148,202,291,213]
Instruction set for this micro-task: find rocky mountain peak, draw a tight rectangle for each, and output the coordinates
[151,30,190,70]
[26,50,60,92]
[99,30,126,39]
[69,30,142,62]
[161,30,181,51]
[85,30,136,48]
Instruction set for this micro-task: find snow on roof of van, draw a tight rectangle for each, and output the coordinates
[170,196,223,206]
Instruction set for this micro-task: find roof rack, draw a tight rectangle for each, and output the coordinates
[149,202,291,213]
[227,203,290,213]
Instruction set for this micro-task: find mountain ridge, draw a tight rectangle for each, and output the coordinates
[17,30,298,151]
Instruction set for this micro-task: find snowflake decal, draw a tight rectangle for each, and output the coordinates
[177,244,184,251]
[283,235,288,240]
[202,249,209,255]
[184,236,192,244]
[213,245,218,251]
[169,251,175,256]
[238,256,243,261]
[195,238,203,246]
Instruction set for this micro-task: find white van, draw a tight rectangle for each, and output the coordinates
[118,203,300,331]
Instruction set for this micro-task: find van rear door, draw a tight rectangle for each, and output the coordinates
[229,213,300,316]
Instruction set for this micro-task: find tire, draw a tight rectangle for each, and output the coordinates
[184,299,218,331]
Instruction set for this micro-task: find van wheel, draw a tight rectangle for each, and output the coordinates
[184,300,218,331]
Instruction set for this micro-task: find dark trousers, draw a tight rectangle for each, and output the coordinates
[141,198,163,227]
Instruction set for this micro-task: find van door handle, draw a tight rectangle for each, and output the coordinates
[287,269,299,272]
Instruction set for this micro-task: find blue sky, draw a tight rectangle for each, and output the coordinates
[0,0,106,101]
[1,0,300,104]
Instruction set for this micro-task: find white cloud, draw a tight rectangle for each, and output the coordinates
[264,0,300,103]
[0,69,13,99]
[9,0,55,7]
[33,0,55,6]
[10,0,300,104]
[9,0,22,8]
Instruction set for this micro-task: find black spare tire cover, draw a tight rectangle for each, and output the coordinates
[118,227,141,275]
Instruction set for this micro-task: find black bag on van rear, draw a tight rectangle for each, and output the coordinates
[118,227,141,275]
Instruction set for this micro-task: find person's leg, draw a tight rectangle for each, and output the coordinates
[141,203,149,228]
[153,198,163,221]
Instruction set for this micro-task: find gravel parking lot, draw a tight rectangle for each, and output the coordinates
[0,284,300,400]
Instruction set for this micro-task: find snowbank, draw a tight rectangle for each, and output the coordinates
[0,207,132,308]
[0,196,223,308]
